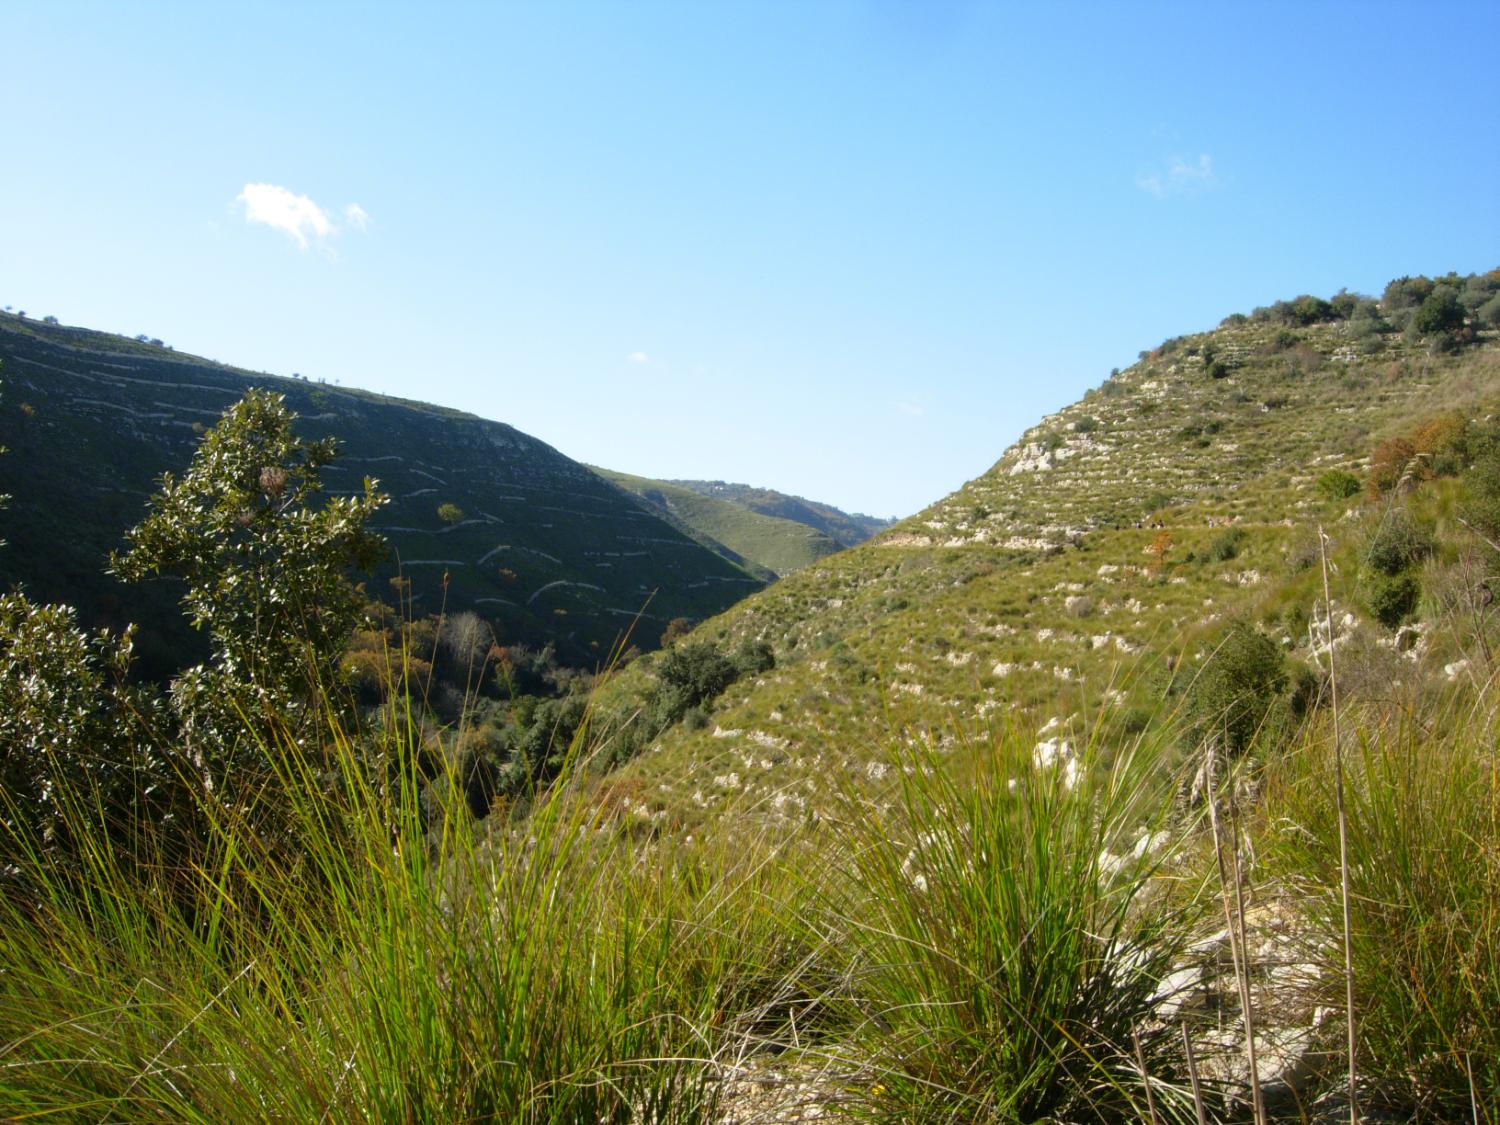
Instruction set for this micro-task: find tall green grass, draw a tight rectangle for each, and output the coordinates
[1260,697,1500,1122]
[817,723,1206,1123]
[0,703,815,1122]
[7,662,1500,1122]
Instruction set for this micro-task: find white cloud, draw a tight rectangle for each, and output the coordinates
[1136,154,1216,198]
[235,183,370,250]
[896,401,926,418]
[627,351,650,365]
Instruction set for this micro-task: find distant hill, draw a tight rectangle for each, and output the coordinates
[0,314,765,676]
[592,469,848,578]
[665,480,894,548]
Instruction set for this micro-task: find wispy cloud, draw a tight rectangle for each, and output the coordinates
[1136,154,1216,198]
[235,183,370,250]
[626,351,650,365]
[895,401,926,418]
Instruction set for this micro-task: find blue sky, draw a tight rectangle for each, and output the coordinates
[3,0,1497,518]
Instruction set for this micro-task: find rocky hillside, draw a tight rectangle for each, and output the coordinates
[592,468,847,578]
[0,314,765,675]
[599,273,1500,832]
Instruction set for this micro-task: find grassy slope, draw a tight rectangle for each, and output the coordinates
[593,467,845,578]
[667,479,893,547]
[601,315,1500,831]
[0,314,765,670]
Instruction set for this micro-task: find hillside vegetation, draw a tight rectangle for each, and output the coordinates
[3,270,1499,1122]
[606,272,1500,831]
[594,467,849,577]
[0,313,764,673]
[667,478,893,547]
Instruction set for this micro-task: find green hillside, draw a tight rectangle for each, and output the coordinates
[7,273,1500,1123]
[0,314,765,674]
[593,467,846,578]
[597,272,1500,829]
[666,478,893,546]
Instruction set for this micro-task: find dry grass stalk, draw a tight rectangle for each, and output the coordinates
[1319,523,1359,1125]
[1206,740,1266,1125]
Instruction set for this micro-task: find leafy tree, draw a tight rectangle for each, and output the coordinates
[1410,285,1465,337]
[437,501,465,525]
[1382,275,1435,314]
[1479,294,1500,332]
[112,390,387,772]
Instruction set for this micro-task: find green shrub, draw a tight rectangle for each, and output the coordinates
[1363,509,1433,576]
[1317,469,1362,500]
[1410,285,1465,337]
[0,595,156,861]
[1206,526,1248,562]
[1365,571,1421,628]
[1185,621,1286,754]
[1479,293,1500,331]
[1263,710,1500,1119]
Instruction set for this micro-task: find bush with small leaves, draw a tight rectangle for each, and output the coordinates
[0,594,160,862]
[1185,621,1286,755]
[1366,572,1421,629]
[1317,469,1362,501]
[1410,285,1465,338]
[1478,294,1500,331]
[1363,509,1433,576]
[111,390,387,781]
[1206,526,1248,562]
[1366,436,1416,497]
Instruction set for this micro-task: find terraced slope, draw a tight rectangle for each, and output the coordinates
[0,314,765,674]
[666,480,893,547]
[602,307,1500,832]
[593,468,845,578]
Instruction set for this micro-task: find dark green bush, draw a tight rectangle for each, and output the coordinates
[1366,572,1421,629]
[1330,289,1360,319]
[1206,526,1248,562]
[1410,285,1465,337]
[1382,275,1435,313]
[1316,469,1362,500]
[646,640,743,735]
[1185,621,1286,755]
[1363,510,1433,576]
[731,639,775,676]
